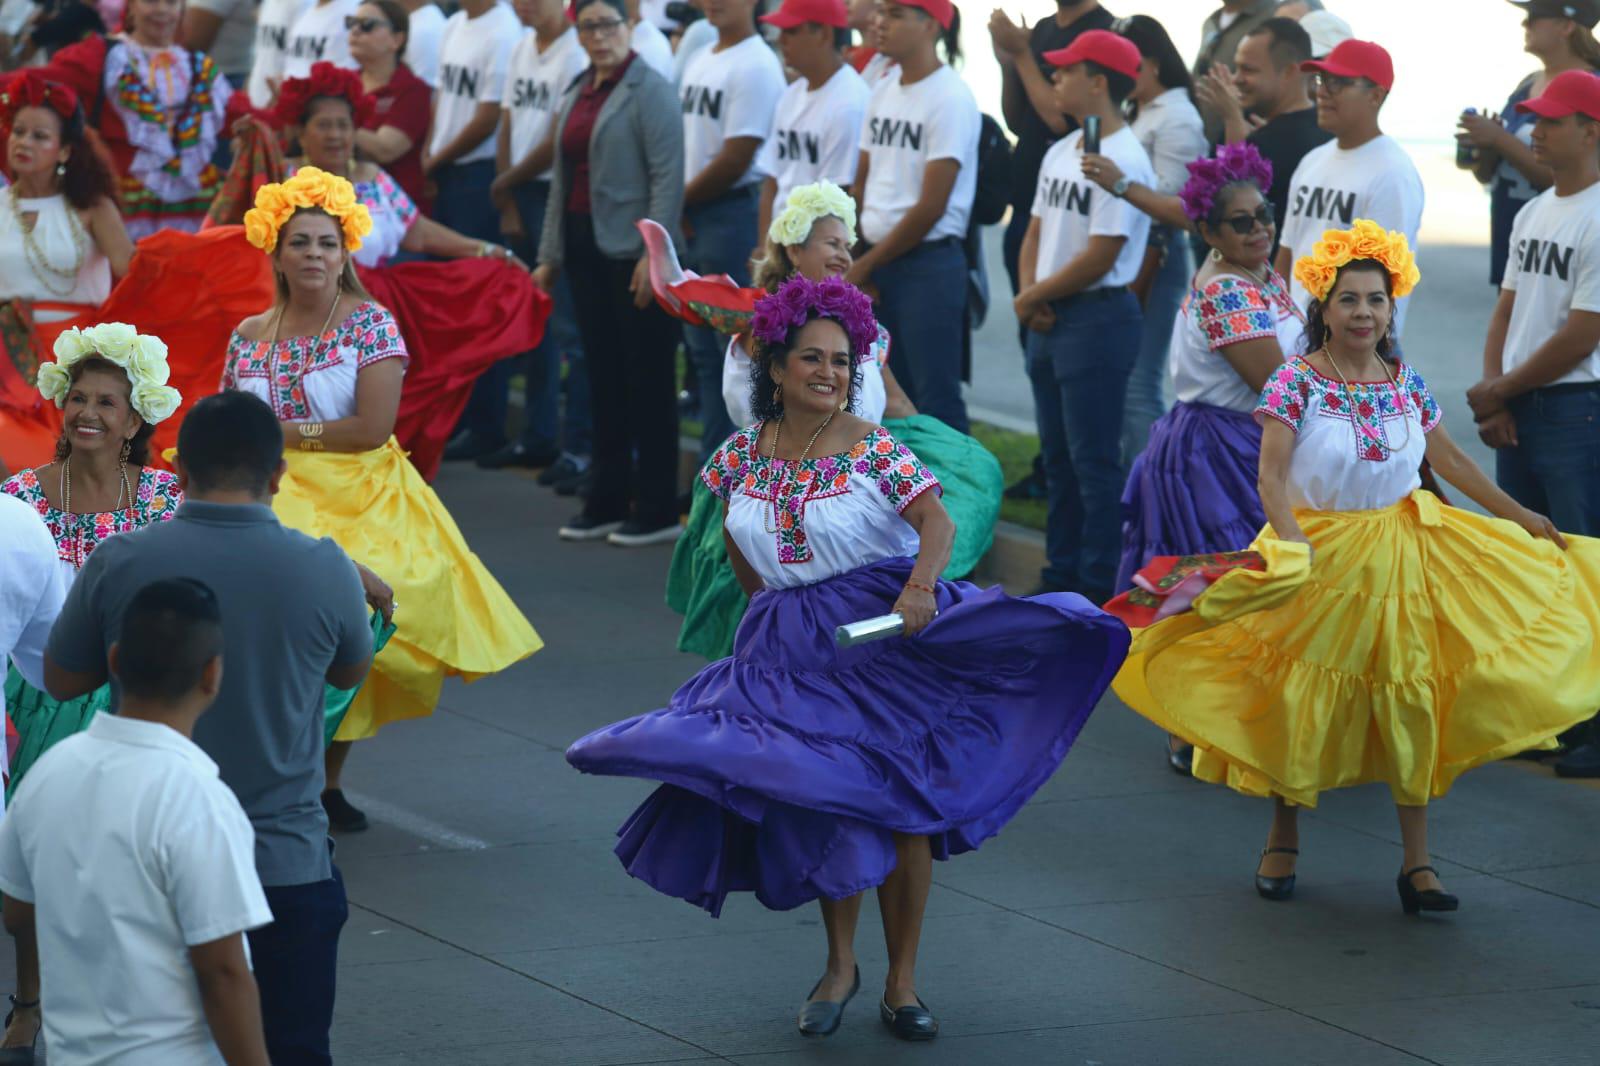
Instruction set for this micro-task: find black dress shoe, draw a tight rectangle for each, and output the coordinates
[321,788,369,832]
[796,966,859,1037]
[476,441,560,470]
[442,431,502,463]
[880,996,938,1041]
[537,455,585,486]
[554,470,592,498]
[1254,846,1297,901]
[1397,865,1459,915]
[1166,740,1194,776]
[1555,742,1600,778]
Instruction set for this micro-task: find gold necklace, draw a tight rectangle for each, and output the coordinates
[11,188,88,298]
[762,409,836,535]
[1320,345,1411,457]
[60,456,133,569]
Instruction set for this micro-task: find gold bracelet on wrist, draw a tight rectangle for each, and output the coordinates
[297,423,325,451]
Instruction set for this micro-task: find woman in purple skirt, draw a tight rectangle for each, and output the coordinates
[1114,144,1305,775]
[567,276,1129,1042]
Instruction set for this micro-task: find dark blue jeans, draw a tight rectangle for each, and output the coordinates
[683,186,758,458]
[875,237,970,433]
[1123,232,1189,468]
[1496,384,1600,536]
[437,158,512,444]
[1025,288,1142,596]
[247,865,348,1066]
[512,180,591,457]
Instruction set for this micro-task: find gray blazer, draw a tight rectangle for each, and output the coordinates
[538,56,685,269]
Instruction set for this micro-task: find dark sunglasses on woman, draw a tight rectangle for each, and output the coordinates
[1220,206,1275,235]
[344,16,389,32]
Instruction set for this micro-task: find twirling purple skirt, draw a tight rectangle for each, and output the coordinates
[566,557,1130,916]
[1115,402,1265,593]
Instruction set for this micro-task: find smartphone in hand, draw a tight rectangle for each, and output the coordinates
[1083,115,1101,155]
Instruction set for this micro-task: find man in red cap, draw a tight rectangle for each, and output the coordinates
[1468,70,1600,776]
[753,0,869,243]
[1273,38,1424,343]
[1013,29,1154,602]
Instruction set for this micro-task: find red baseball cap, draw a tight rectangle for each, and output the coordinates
[896,0,954,30]
[1518,69,1600,119]
[1301,39,1394,91]
[761,0,849,29]
[1042,29,1141,80]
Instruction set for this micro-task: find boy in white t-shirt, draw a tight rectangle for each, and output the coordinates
[754,0,870,244]
[283,0,359,81]
[431,0,526,460]
[1014,29,1152,602]
[480,0,593,475]
[403,0,449,87]
[0,580,273,1066]
[677,0,785,458]
[1275,39,1424,342]
[245,0,314,107]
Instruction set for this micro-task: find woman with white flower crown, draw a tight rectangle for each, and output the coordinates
[228,167,542,833]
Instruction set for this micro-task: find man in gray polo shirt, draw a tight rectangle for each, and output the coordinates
[44,391,377,1066]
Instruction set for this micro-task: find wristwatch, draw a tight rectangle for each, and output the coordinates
[1111,177,1131,198]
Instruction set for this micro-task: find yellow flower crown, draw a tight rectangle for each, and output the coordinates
[1292,218,1420,304]
[243,166,373,254]
[768,180,857,248]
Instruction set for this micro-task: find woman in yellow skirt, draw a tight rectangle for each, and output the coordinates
[224,168,543,830]
[1114,220,1600,914]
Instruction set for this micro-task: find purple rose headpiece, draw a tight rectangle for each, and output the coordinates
[750,275,878,359]
[1179,142,1274,224]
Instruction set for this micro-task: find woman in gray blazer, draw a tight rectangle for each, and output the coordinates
[535,0,686,546]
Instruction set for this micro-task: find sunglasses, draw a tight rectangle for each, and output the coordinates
[344,16,390,32]
[1219,206,1274,235]
[576,16,626,36]
[1313,72,1369,94]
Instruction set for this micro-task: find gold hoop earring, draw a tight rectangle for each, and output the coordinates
[118,439,131,463]
[772,384,783,407]
[1209,248,1224,264]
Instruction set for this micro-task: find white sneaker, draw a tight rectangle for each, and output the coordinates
[607,521,684,547]
[559,515,624,541]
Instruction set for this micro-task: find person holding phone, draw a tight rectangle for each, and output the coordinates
[1013,29,1153,602]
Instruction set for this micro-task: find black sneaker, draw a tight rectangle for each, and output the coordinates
[537,455,587,486]
[555,469,592,498]
[442,431,503,463]
[476,441,560,470]
[322,789,369,832]
[607,520,683,547]
[559,513,624,541]
[1555,742,1600,778]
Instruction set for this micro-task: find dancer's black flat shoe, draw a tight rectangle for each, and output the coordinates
[0,995,40,1065]
[796,966,859,1037]
[1166,741,1193,776]
[880,996,938,1041]
[1398,865,1458,915]
[1255,846,1298,901]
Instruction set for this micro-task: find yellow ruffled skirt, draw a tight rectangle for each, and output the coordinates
[1113,491,1600,806]
[274,438,543,740]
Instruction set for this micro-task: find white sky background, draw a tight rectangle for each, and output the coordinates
[961,1,1540,243]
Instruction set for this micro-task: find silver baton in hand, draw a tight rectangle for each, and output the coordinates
[835,613,906,647]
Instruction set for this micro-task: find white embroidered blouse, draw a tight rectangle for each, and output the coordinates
[221,301,408,422]
[701,424,941,589]
[1172,269,1303,413]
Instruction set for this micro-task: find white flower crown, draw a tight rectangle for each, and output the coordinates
[36,323,182,425]
[767,180,857,249]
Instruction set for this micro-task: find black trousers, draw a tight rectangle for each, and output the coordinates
[564,213,680,527]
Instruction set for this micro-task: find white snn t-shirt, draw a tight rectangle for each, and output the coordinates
[504,26,587,176]
[858,64,979,245]
[405,2,449,88]
[755,64,870,210]
[633,18,676,82]
[189,0,258,79]
[1501,181,1600,386]
[679,33,786,187]
[1279,134,1425,338]
[0,715,272,1066]
[1030,126,1154,289]
[250,0,314,104]
[430,3,523,162]
[282,0,359,81]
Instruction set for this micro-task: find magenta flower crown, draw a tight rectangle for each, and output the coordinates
[1179,142,1274,224]
[750,275,878,359]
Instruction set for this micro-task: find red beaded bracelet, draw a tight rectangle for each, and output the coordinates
[904,580,935,595]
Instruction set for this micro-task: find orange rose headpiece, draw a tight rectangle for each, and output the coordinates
[1292,218,1420,305]
[243,166,372,253]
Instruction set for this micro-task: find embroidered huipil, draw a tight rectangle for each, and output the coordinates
[222,301,408,422]
[1,466,181,573]
[1173,269,1304,413]
[702,424,941,589]
[1255,355,1442,512]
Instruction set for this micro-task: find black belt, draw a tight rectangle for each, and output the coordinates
[1055,285,1130,306]
[856,235,963,256]
[1530,381,1600,396]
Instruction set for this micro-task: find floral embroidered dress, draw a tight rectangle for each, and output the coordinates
[222,301,541,741]
[568,424,1131,918]
[1,465,181,795]
[1116,270,1306,593]
[1113,357,1600,808]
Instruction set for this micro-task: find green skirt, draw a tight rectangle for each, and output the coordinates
[3,612,397,798]
[664,415,1004,660]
